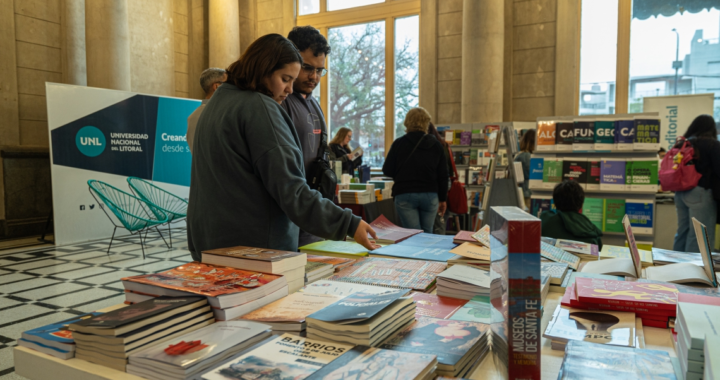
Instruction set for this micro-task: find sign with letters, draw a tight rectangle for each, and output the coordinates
[47,83,200,246]
[643,93,714,151]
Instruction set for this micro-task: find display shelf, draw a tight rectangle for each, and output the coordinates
[530,187,658,195]
[534,149,659,155]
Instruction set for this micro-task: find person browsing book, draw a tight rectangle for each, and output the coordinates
[382,107,448,233]
[329,127,362,175]
[672,114,720,253]
[540,180,603,249]
[187,34,379,261]
[514,129,536,208]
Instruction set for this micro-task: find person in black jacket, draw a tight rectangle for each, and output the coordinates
[383,107,448,233]
[329,127,362,175]
[673,114,720,253]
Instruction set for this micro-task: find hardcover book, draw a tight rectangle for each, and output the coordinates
[412,293,468,319]
[614,119,635,150]
[625,200,654,235]
[329,258,446,292]
[542,158,562,189]
[633,118,660,150]
[602,199,626,233]
[544,305,635,348]
[593,119,616,151]
[304,346,437,380]
[202,333,352,380]
[600,159,626,190]
[449,295,493,324]
[555,122,574,151]
[558,340,676,379]
[629,159,659,191]
[369,245,456,262]
[239,292,344,330]
[536,120,556,152]
[582,197,604,230]
[562,158,588,188]
[529,157,544,189]
[586,160,601,190]
[572,121,595,151]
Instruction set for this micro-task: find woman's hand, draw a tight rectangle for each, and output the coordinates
[353,220,381,250]
[347,154,354,160]
[438,201,447,215]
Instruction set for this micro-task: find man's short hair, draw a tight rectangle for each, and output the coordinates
[200,68,226,94]
[287,26,331,57]
[553,180,585,213]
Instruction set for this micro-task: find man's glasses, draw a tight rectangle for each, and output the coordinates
[302,64,328,77]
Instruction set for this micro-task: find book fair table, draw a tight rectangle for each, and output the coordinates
[13,293,677,380]
[337,198,399,225]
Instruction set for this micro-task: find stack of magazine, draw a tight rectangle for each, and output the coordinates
[557,340,675,379]
[435,265,490,300]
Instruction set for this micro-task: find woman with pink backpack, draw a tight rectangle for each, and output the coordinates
[667,114,720,253]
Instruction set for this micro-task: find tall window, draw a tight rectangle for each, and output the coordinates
[578,0,618,115]
[394,16,420,139]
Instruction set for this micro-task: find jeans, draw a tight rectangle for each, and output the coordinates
[673,186,717,253]
[395,192,439,233]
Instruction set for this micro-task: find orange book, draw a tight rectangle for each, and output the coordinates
[307,255,356,271]
[239,292,343,331]
[536,120,557,151]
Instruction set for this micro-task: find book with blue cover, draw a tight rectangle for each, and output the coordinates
[307,290,407,324]
[370,245,456,262]
[625,199,654,235]
[615,119,635,150]
[22,312,102,351]
[600,159,626,190]
[529,157,544,189]
[397,233,457,250]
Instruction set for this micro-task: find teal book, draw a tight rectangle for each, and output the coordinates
[582,197,604,231]
[593,120,615,151]
[448,295,492,324]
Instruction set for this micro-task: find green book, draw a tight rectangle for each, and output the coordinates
[542,159,562,188]
[629,159,659,191]
[469,148,478,165]
[448,295,493,324]
[602,199,626,233]
[624,160,634,186]
[582,197,604,231]
[299,241,369,259]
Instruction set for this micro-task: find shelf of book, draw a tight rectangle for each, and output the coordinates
[530,187,658,195]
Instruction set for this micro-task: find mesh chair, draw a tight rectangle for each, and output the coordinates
[88,180,168,258]
[127,177,188,248]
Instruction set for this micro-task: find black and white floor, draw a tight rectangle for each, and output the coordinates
[0,230,193,379]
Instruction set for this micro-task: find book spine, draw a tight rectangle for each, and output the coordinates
[576,294,676,312]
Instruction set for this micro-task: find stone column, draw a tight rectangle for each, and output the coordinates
[63,0,87,86]
[208,0,240,69]
[461,0,503,123]
[85,0,131,90]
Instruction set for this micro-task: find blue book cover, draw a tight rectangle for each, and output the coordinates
[370,245,456,262]
[600,159,626,190]
[529,157,544,188]
[22,312,101,345]
[615,120,635,148]
[625,200,654,235]
[397,233,457,250]
[307,290,406,323]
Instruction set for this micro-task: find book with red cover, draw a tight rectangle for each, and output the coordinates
[677,292,720,306]
[453,231,478,245]
[411,293,468,319]
[562,284,674,318]
[329,257,446,292]
[574,277,678,312]
[369,215,423,244]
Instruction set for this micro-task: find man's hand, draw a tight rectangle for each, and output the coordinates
[353,220,381,250]
[438,201,447,216]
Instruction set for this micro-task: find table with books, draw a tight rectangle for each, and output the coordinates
[337,198,399,225]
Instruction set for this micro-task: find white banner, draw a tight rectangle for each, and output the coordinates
[643,93,715,151]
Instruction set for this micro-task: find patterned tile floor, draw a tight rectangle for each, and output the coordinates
[0,229,193,379]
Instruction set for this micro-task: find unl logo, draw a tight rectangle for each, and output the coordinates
[75,126,106,157]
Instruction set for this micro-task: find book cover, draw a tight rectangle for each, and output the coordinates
[586,160,601,190]
[555,122,575,151]
[542,158,562,189]
[629,159,659,191]
[398,233,457,250]
[307,290,406,323]
[624,160,634,188]
[449,242,491,261]
[306,255,355,270]
[370,245,456,262]
[572,121,594,151]
[582,197,604,231]
[329,258,446,292]
[121,263,283,298]
[558,340,675,379]
[471,129,484,146]
[470,225,490,247]
[625,200,654,235]
[300,241,369,257]
[540,242,580,271]
[633,119,660,150]
[453,130,462,146]
[301,280,398,297]
[467,166,482,185]
[305,261,333,274]
[600,245,653,266]
[614,120,635,150]
[575,277,678,312]
[541,262,569,284]
[529,196,553,218]
[304,346,436,380]
[444,131,454,144]
[544,306,635,347]
[600,159,626,190]
[381,316,489,367]
[22,313,102,345]
[529,157,544,189]
[202,246,302,262]
[202,333,352,380]
[536,120,556,152]
[240,292,343,324]
[448,295,493,324]
[453,231,476,244]
[369,215,421,244]
[460,131,471,146]
[602,199,626,233]
[469,148,478,165]
[71,297,205,329]
[412,293,468,319]
[593,120,616,151]
[562,159,588,187]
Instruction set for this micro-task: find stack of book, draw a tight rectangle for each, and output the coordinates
[541,261,569,293]
[126,321,272,380]
[299,241,369,260]
[557,341,675,379]
[239,292,344,332]
[306,254,355,272]
[706,335,720,380]
[339,189,374,204]
[68,297,213,371]
[306,290,415,346]
[18,312,101,359]
[452,230,478,245]
[201,246,307,293]
[541,275,551,305]
[435,264,490,300]
[550,271,622,294]
[306,346,437,380]
[329,257,446,293]
[201,333,353,380]
[122,262,288,321]
[369,214,422,244]
[381,316,490,378]
[675,302,720,380]
[543,304,636,351]
[304,261,334,285]
[540,241,580,271]
[447,242,491,269]
[448,295,492,324]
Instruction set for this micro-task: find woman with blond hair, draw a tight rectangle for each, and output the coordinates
[329,127,362,175]
[382,107,448,233]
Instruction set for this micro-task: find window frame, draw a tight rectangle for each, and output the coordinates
[297,0,421,157]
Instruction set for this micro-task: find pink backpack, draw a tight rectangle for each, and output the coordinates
[659,137,702,192]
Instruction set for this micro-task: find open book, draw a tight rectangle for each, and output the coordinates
[580,215,642,278]
[351,146,363,159]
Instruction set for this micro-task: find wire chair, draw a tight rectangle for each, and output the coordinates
[127,177,188,248]
[88,180,168,258]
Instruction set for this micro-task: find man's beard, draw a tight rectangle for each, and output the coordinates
[296,81,317,95]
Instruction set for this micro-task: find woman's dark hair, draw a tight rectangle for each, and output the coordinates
[428,122,448,149]
[226,34,302,98]
[520,129,536,153]
[553,180,585,213]
[684,114,717,139]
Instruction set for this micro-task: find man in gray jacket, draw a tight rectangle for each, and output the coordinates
[187,68,226,153]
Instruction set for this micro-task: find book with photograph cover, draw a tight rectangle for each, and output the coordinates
[304,346,437,380]
[329,258,446,292]
[557,340,676,379]
[543,305,635,349]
